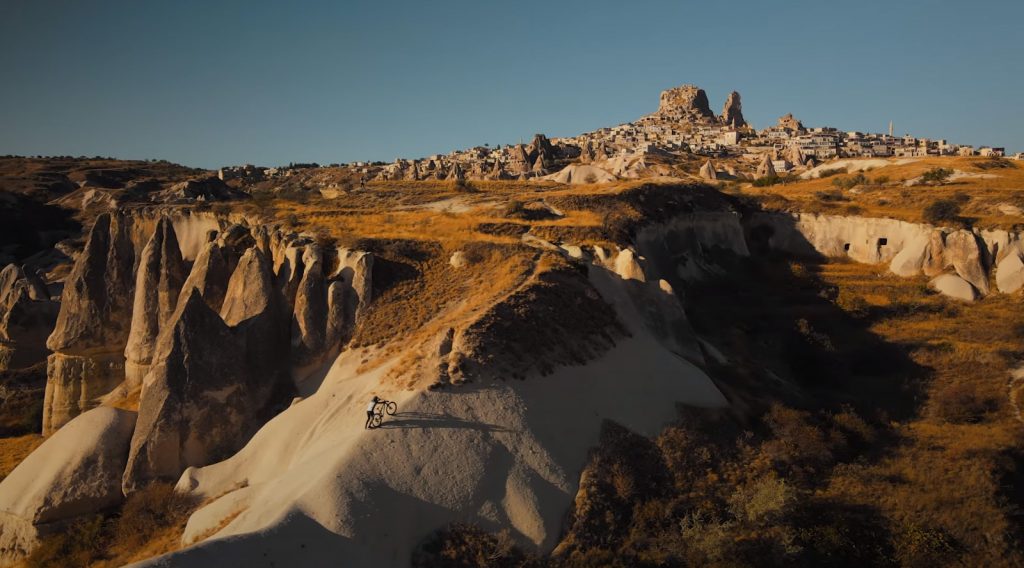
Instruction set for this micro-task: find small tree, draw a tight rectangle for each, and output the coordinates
[920,167,953,185]
[923,199,962,225]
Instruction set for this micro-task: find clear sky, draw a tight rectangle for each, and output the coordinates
[1,0,1021,169]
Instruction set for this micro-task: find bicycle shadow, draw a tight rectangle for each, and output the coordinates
[375,411,511,433]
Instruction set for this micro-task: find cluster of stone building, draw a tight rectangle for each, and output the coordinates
[217,84,1016,184]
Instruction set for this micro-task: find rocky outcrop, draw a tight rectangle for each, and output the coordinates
[756,153,776,178]
[124,218,187,388]
[159,177,248,203]
[655,85,716,123]
[0,265,58,371]
[327,249,374,346]
[996,246,1024,293]
[123,291,250,492]
[0,407,136,564]
[699,159,717,181]
[929,274,976,302]
[777,113,805,132]
[292,246,328,367]
[720,91,746,128]
[177,241,231,313]
[944,230,989,295]
[43,213,136,434]
[221,248,290,387]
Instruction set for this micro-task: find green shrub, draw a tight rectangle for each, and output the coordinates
[922,199,962,225]
[817,167,847,178]
[920,167,953,185]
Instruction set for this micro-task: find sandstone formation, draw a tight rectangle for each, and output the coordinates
[124,217,187,388]
[0,407,137,564]
[43,212,136,435]
[929,274,976,302]
[720,91,746,127]
[292,246,328,367]
[777,113,805,131]
[177,240,232,313]
[0,265,58,371]
[656,85,716,123]
[123,291,250,492]
[943,230,989,295]
[756,153,777,178]
[996,247,1024,293]
[699,159,717,181]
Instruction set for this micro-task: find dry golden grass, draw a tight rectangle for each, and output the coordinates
[0,434,44,481]
[739,156,1024,229]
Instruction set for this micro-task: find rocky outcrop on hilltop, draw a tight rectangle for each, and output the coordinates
[655,85,717,123]
[0,406,137,563]
[777,113,805,132]
[124,217,187,388]
[720,91,746,128]
[159,177,249,203]
[0,265,57,371]
[43,212,136,434]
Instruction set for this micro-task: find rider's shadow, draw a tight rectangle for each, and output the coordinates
[376,411,510,432]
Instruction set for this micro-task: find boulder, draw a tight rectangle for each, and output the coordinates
[124,218,187,388]
[996,248,1024,293]
[614,249,646,282]
[923,229,947,276]
[720,91,746,127]
[0,407,136,564]
[929,274,977,302]
[944,230,990,295]
[123,291,249,493]
[889,235,930,277]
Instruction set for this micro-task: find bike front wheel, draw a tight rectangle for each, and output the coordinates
[385,401,397,415]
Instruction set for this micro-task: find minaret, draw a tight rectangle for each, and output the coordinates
[889,120,894,137]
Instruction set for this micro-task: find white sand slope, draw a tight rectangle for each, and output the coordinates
[132,266,726,568]
[543,164,617,184]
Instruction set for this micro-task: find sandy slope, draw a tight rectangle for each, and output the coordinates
[133,266,726,567]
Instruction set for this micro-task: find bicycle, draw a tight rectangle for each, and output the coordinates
[369,399,397,429]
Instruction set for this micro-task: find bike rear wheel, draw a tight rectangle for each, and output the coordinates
[385,401,397,415]
[370,413,383,428]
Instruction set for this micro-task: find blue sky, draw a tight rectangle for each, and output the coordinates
[1,0,1021,168]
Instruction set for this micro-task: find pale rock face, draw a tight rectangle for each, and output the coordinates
[124,218,187,388]
[0,407,136,564]
[449,251,467,269]
[655,85,716,123]
[0,266,58,371]
[756,153,776,178]
[944,230,990,295]
[177,241,231,313]
[996,248,1024,293]
[220,248,290,389]
[613,249,646,282]
[43,212,136,434]
[123,291,250,493]
[46,212,135,354]
[929,274,977,302]
[699,159,717,181]
[923,229,947,276]
[291,245,328,367]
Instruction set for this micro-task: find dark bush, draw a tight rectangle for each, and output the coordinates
[922,199,962,225]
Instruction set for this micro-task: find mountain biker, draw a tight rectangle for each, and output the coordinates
[365,396,380,429]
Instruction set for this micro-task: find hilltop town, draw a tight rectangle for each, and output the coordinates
[218,84,1019,186]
